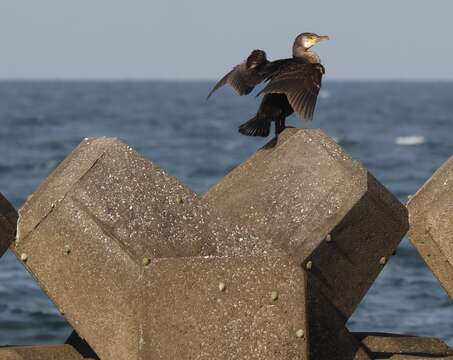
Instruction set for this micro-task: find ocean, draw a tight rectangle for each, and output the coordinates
[0,80,452,345]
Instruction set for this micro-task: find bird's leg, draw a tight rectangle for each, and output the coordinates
[280,118,286,132]
[275,117,286,135]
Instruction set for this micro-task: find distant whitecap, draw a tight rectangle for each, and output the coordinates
[395,135,426,146]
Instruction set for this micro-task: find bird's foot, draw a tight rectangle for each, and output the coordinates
[275,126,286,136]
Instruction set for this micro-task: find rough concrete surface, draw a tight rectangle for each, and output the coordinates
[140,255,309,360]
[0,192,18,257]
[356,332,453,358]
[0,345,84,360]
[205,129,408,320]
[408,156,453,299]
[16,137,256,262]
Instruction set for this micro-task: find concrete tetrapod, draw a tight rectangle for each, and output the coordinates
[408,156,453,299]
[0,192,17,256]
[356,333,453,359]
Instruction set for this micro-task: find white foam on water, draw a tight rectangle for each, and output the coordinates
[395,135,426,146]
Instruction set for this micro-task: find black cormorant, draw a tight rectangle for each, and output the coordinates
[207,33,329,137]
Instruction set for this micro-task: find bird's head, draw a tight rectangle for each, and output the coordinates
[294,33,329,51]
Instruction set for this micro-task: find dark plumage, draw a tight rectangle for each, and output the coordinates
[207,33,328,137]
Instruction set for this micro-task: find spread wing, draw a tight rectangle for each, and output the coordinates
[207,50,269,99]
[257,60,325,120]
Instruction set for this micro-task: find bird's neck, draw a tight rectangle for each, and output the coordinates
[293,47,320,64]
[292,44,307,58]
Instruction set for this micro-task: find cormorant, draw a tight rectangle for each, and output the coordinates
[207,33,329,137]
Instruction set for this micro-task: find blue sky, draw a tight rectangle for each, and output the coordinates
[1,0,452,80]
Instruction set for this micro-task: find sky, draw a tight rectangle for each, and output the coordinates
[0,0,452,80]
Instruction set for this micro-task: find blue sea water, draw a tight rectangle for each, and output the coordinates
[0,80,452,345]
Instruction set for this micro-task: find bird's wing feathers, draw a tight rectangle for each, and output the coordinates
[257,61,324,120]
[207,50,269,99]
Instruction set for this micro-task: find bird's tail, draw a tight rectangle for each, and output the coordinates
[238,116,270,137]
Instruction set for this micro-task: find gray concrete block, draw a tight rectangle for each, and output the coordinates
[0,193,17,257]
[204,128,408,320]
[408,156,453,299]
[140,255,309,360]
[0,345,83,360]
[16,137,239,261]
[356,332,453,358]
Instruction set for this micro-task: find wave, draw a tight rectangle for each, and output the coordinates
[395,135,426,146]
